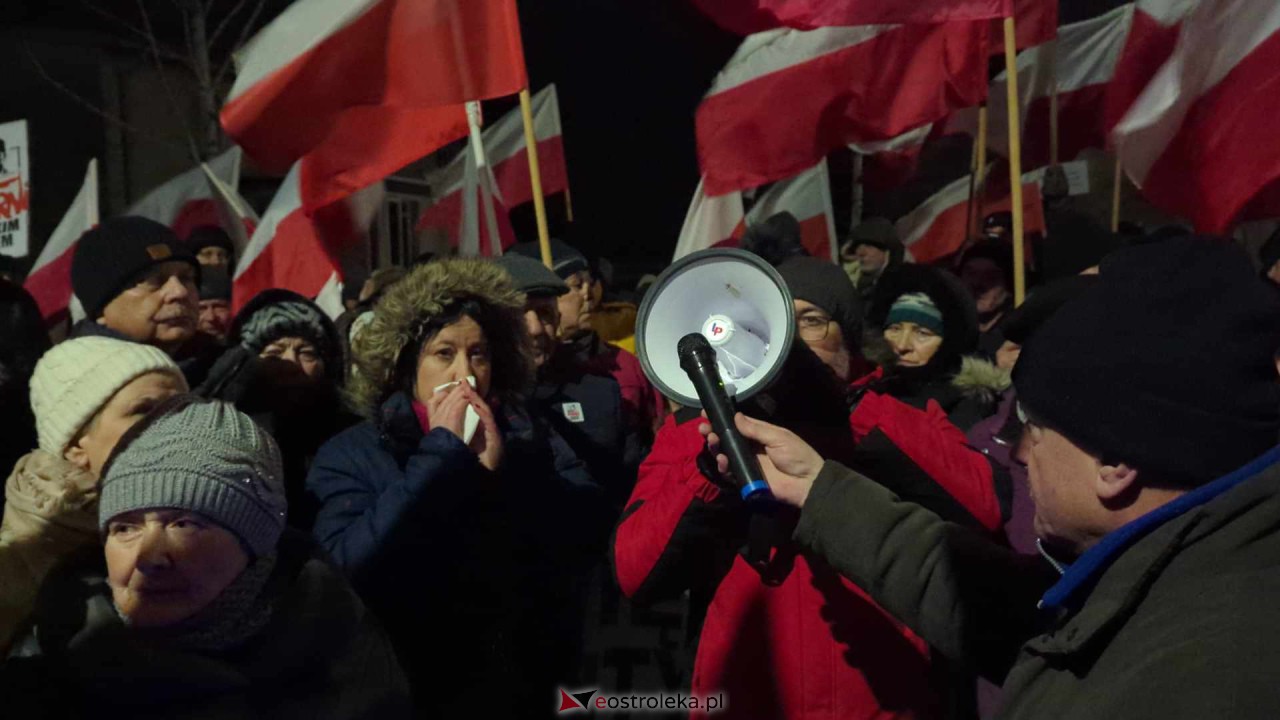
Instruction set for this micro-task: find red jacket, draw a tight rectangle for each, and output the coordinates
[576,332,666,433]
[615,398,1003,719]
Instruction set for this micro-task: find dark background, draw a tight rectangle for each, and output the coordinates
[5,0,1128,284]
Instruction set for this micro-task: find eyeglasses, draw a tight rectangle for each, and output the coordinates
[797,314,832,341]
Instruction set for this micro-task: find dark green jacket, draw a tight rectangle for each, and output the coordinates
[794,451,1280,719]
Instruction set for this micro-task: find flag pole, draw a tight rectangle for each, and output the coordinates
[1049,42,1060,166]
[1002,15,1027,306]
[1111,154,1123,232]
[966,105,989,241]
[564,184,575,222]
[518,88,555,269]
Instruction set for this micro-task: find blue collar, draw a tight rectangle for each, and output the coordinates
[1039,444,1280,612]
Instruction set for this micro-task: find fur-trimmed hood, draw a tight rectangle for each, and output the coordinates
[347,259,533,417]
[951,355,1011,404]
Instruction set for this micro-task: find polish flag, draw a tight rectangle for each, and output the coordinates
[696,21,989,196]
[24,159,98,321]
[221,0,527,213]
[987,0,1058,55]
[689,0,1010,35]
[1103,0,1198,135]
[127,147,244,242]
[231,163,382,313]
[962,5,1134,170]
[850,123,933,191]
[895,169,1046,264]
[200,161,260,261]
[1113,1,1280,233]
[673,160,837,262]
[417,85,568,241]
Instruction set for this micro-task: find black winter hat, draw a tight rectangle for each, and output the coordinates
[1259,227,1280,274]
[72,216,199,320]
[508,239,588,279]
[185,225,235,255]
[740,212,807,267]
[777,256,862,349]
[494,254,568,297]
[198,266,232,302]
[847,217,897,251]
[1001,274,1097,345]
[1015,236,1280,488]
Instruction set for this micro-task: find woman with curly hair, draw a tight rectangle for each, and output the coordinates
[306,259,601,717]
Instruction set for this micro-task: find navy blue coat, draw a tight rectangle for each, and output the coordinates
[307,391,601,715]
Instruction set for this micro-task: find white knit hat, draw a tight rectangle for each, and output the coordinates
[30,337,187,456]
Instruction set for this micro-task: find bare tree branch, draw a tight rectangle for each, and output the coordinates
[21,41,192,155]
[80,1,153,45]
[136,0,203,163]
[209,0,251,48]
[215,0,267,88]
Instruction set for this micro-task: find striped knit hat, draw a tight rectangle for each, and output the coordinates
[885,292,944,335]
[238,300,330,355]
[30,337,188,456]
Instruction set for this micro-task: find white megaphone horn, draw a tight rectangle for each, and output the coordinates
[635,248,795,409]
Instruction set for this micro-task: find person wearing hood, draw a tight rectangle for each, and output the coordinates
[703,235,1280,720]
[184,224,236,270]
[196,266,233,344]
[0,336,187,653]
[956,239,1016,359]
[0,279,48,477]
[842,217,905,306]
[1,397,410,718]
[69,216,224,387]
[508,238,665,438]
[200,289,355,531]
[859,263,1007,432]
[306,259,602,714]
[614,256,1003,720]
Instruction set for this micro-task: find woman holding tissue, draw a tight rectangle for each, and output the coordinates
[307,259,600,717]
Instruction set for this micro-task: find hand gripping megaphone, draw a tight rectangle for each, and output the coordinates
[636,249,796,501]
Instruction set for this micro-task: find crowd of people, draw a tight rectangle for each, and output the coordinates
[1,208,1279,719]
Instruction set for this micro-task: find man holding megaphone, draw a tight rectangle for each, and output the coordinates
[699,237,1280,720]
[617,249,1006,719]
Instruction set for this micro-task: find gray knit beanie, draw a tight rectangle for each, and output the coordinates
[238,300,330,355]
[98,399,286,557]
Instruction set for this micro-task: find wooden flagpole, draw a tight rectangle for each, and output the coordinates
[518,88,554,269]
[1002,16,1027,306]
[968,105,990,238]
[1111,154,1123,232]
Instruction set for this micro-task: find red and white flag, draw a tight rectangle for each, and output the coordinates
[850,123,933,190]
[987,0,1058,55]
[231,163,382,313]
[895,169,1046,264]
[671,179,746,261]
[690,0,1009,35]
[1104,0,1197,133]
[1113,0,1280,233]
[673,160,837,261]
[696,22,989,195]
[200,161,260,262]
[417,85,568,245]
[25,159,98,321]
[127,147,245,242]
[221,0,528,213]
[955,5,1133,170]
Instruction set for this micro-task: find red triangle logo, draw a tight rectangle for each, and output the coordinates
[558,689,584,712]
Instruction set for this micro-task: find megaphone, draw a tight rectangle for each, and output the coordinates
[636,248,796,499]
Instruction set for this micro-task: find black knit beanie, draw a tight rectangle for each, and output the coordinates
[1015,236,1280,487]
[1001,274,1098,345]
[72,216,199,320]
[185,225,235,255]
[777,256,862,351]
[198,266,232,302]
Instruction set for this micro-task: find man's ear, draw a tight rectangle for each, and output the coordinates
[64,442,91,473]
[1097,463,1140,502]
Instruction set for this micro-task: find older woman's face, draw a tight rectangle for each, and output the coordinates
[414,315,493,401]
[105,509,249,628]
[884,321,943,368]
[260,335,325,380]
